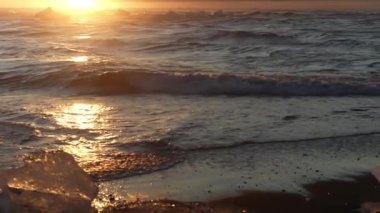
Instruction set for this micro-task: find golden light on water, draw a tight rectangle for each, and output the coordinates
[62,141,100,162]
[53,103,105,130]
[70,56,89,63]
[49,102,112,162]
[73,35,92,40]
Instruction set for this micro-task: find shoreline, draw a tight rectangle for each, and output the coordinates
[103,172,380,213]
[1,151,379,212]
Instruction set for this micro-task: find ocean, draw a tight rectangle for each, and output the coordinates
[0,9,380,211]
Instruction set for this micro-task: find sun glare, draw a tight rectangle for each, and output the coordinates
[61,0,99,10]
[53,103,105,130]
[51,0,120,12]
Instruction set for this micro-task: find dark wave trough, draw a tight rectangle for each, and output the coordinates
[66,71,380,96]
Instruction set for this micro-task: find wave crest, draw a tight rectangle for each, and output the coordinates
[66,71,380,96]
[209,30,291,41]
[2,70,379,96]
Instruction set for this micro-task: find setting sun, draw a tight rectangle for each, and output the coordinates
[65,0,98,10]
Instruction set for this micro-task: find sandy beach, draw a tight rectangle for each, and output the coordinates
[1,153,380,213]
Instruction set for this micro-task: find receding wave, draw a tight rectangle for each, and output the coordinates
[186,131,380,151]
[81,141,185,181]
[65,71,380,96]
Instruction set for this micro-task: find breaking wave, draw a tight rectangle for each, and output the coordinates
[1,70,380,96]
[66,71,380,96]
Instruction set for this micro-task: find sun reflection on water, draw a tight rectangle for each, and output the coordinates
[62,141,100,162]
[55,103,100,129]
[53,103,109,129]
[73,35,92,40]
[77,17,90,24]
[49,102,113,163]
[70,56,89,63]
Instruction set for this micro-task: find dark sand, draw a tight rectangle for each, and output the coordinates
[103,172,380,213]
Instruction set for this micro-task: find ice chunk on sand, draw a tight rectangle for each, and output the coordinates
[0,151,98,212]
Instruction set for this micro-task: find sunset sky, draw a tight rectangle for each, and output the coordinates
[0,0,380,10]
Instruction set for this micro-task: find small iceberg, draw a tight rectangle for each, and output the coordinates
[0,151,98,212]
[35,7,68,21]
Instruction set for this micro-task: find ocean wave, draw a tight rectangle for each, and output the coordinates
[65,71,380,96]
[0,29,23,35]
[185,131,380,151]
[208,30,292,41]
[82,141,185,181]
[0,120,44,144]
[116,10,379,22]
[137,43,177,51]
[1,70,380,96]
[317,39,365,48]
[135,41,209,52]
[369,62,380,68]
[89,38,127,47]
[20,30,58,37]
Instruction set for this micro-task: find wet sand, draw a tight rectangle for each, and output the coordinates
[103,172,380,213]
[1,151,380,212]
[210,173,380,213]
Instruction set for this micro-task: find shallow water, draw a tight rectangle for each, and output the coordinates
[0,9,380,211]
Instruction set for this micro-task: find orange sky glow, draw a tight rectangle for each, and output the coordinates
[0,0,380,10]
